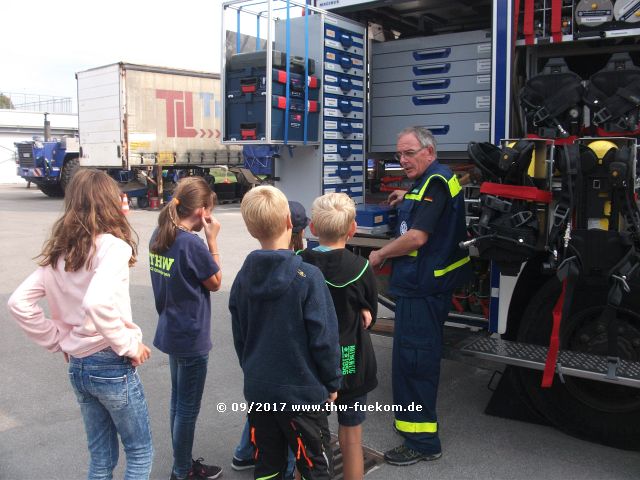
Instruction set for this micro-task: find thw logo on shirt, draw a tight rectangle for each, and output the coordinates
[149,252,175,277]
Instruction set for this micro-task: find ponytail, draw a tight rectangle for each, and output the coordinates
[150,200,180,253]
[150,176,216,254]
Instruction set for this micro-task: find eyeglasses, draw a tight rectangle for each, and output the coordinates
[393,146,427,162]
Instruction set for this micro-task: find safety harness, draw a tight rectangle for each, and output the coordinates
[583,53,640,135]
[542,141,640,386]
[467,140,551,276]
[520,58,584,139]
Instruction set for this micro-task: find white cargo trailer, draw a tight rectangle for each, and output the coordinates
[76,62,241,170]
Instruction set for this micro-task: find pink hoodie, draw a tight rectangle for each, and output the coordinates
[7,234,142,358]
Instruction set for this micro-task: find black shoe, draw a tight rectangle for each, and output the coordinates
[384,445,442,466]
[231,455,255,471]
[169,470,207,480]
[192,458,223,479]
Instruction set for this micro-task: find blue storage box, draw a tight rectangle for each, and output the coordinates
[225,94,319,142]
[356,204,396,228]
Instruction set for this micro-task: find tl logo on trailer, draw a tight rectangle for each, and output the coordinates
[156,90,221,138]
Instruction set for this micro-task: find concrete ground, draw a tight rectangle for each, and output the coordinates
[1,184,639,480]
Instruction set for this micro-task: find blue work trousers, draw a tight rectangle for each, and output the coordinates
[392,293,450,454]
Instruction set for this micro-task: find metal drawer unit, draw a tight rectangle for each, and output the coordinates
[324,94,364,120]
[370,75,491,98]
[370,112,490,152]
[370,30,492,154]
[372,91,491,116]
[323,161,365,185]
[372,58,492,83]
[373,42,491,69]
[323,118,364,141]
[373,30,491,54]
[322,16,366,204]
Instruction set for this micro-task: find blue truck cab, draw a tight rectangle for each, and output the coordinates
[15,137,80,197]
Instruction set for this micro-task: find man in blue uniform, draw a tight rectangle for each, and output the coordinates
[369,126,471,466]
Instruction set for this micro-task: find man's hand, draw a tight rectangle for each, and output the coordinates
[327,391,338,403]
[387,189,405,207]
[130,343,151,367]
[369,249,385,269]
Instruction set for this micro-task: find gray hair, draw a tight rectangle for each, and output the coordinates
[397,126,437,152]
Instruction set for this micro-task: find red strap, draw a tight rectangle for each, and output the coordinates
[551,0,562,43]
[542,280,566,387]
[479,182,553,203]
[513,0,521,44]
[307,100,318,113]
[596,126,640,137]
[523,0,534,45]
[525,133,578,145]
[308,75,318,89]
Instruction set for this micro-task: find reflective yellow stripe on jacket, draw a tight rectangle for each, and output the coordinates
[405,173,465,262]
[434,256,471,277]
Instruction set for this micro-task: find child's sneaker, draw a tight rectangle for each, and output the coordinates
[231,455,255,471]
[191,458,223,479]
[169,470,207,480]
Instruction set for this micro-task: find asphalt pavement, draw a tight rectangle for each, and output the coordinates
[1,184,639,480]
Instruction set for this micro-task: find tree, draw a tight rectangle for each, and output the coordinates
[0,93,14,109]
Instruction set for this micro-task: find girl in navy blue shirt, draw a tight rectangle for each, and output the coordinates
[149,176,222,480]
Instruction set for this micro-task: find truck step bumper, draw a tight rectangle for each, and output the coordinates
[461,336,640,388]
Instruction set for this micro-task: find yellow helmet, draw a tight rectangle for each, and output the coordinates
[587,140,618,159]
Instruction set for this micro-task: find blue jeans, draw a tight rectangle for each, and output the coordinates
[169,354,209,478]
[68,348,153,480]
[235,419,296,478]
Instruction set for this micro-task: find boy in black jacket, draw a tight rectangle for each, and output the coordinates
[300,192,378,480]
[230,186,341,480]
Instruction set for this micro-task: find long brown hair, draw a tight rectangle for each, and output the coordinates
[38,169,138,271]
[150,176,216,253]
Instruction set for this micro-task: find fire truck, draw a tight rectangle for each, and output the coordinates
[220,0,640,450]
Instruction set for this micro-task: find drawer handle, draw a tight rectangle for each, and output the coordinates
[413,63,451,76]
[412,94,450,105]
[338,100,353,114]
[340,33,353,49]
[412,79,451,90]
[340,56,353,71]
[338,166,353,180]
[413,48,451,60]
[339,78,353,92]
[338,122,353,136]
[424,125,450,135]
[338,143,352,159]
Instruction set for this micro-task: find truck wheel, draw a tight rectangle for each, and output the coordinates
[37,183,64,197]
[60,157,80,192]
[514,276,640,450]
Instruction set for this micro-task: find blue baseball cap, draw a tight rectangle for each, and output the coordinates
[289,201,310,233]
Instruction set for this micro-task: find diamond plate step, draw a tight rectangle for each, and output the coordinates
[461,336,640,388]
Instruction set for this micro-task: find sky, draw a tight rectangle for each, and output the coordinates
[2,0,226,108]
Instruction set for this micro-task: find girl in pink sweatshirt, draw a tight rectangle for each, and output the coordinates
[7,169,154,480]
